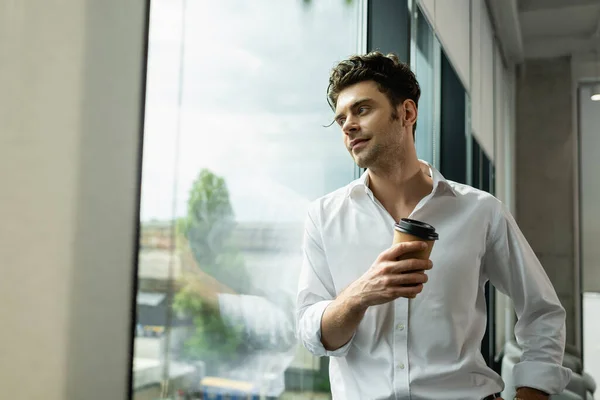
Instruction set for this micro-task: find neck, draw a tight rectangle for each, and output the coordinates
[367,157,433,221]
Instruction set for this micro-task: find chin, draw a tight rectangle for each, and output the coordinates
[353,155,372,169]
[350,146,376,168]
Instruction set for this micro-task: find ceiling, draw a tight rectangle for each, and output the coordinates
[488,0,600,63]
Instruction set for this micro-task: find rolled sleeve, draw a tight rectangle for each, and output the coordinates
[513,361,572,394]
[298,300,355,357]
[483,200,572,394]
[296,205,355,358]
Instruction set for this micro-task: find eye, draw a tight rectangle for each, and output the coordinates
[358,106,369,114]
[337,118,346,126]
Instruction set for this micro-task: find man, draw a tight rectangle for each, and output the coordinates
[177,240,297,396]
[296,52,571,400]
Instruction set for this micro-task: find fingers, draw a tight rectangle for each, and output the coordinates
[381,258,432,274]
[389,283,425,299]
[383,272,429,287]
[382,241,428,260]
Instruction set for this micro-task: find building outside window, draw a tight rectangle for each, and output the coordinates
[133,0,362,398]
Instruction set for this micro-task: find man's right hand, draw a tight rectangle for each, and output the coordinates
[320,241,433,351]
[340,241,433,310]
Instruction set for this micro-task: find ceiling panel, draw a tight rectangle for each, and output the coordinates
[519,0,600,12]
[519,4,600,38]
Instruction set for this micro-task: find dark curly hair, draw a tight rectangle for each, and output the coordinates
[327,52,421,136]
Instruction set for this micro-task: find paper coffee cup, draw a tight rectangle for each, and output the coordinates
[392,218,439,261]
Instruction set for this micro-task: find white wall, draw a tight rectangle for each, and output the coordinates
[471,0,482,142]
[0,1,147,399]
[419,0,471,92]
[493,46,507,353]
[579,89,600,381]
[571,56,600,349]
[419,0,501,162]
[471,0,496,161]
[578,85,600,293]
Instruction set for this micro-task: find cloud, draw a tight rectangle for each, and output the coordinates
[140,0,360,221]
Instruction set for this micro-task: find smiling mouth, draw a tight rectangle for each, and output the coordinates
[351,139,369,149]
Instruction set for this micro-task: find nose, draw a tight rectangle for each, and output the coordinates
[342,116,359,136]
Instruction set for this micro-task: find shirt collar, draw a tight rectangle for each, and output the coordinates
[346,160,457,199]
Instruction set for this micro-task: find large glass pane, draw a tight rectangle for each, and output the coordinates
[439,50,467,184]
[413,6,435,163]
[367,0,410,62]
[471,137,481,190]
[133,0,360,398]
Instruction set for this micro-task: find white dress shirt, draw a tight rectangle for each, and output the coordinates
[296,161,572,400]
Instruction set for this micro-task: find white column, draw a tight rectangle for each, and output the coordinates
[0,1,147,399]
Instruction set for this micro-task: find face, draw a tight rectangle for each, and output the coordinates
[334,81,417,170]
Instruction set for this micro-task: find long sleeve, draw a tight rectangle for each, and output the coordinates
[296,206,354,357]
[483,200,572,394]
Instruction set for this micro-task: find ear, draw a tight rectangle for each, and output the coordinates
[402,99,418,129]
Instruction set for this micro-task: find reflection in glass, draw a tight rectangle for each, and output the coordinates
[413,7,435,163]
[133,0,360,398]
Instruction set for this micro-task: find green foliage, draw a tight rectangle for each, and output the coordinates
[177,169,234,266]
[172,284,204,314]
[313,373,332,392]
[177,169,252,294]
[173,290,244,364]
[174,168,251,363]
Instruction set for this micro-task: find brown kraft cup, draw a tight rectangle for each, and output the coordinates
[392,218,439,261]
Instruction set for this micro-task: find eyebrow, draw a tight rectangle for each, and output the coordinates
[334,98,372,122]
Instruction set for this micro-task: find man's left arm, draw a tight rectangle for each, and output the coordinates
[483,200,572,398]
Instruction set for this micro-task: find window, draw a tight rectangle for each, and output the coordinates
[367,0,410,62]
[412,6,438,164]
[472,137,481,189]
[439,50,467,184]
[133,1,361,398]
[470,137,497,370]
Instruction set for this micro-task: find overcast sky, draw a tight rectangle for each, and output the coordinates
[139,0,361,223]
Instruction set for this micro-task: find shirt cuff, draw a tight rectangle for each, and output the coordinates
[298,300,355,357]
[513,360,573,394]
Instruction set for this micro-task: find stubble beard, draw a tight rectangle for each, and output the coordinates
[353,141,381,169]
[356,141,405,172]
[351,109,406,170]
[353,130,406,172]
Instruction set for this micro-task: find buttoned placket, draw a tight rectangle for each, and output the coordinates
[362,173,441,400]
[392,297,411,399]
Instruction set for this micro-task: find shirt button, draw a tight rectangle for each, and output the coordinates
[398,363,405,370]
[396,323,405,331]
